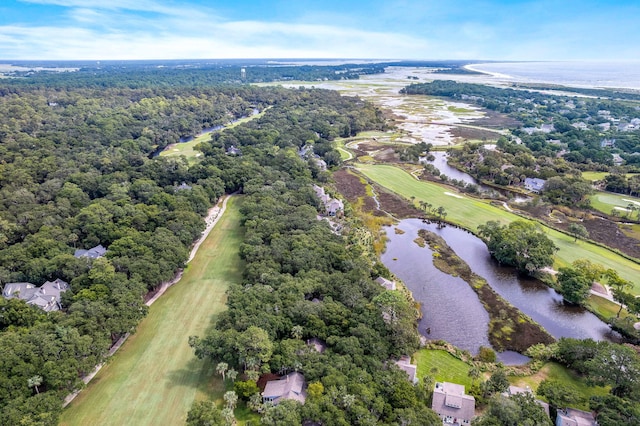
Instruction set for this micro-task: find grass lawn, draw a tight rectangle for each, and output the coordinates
[509,362,609,410]
[414,350,472,388]
[60,196,246,426]
[589,190,640,217]
[356,163,640,291]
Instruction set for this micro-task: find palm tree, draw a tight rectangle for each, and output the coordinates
[28,375,42,394]
[227,368,238,382]
[291,325,303,340]
[216,362,228,381]
[221,407,235,426]
[224,391,238,410]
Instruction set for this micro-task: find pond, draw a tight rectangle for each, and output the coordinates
[382,219,618,361]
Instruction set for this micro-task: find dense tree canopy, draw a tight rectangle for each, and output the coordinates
[477,220,557,274]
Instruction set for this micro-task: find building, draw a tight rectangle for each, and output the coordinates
[313,185,344,217]
[395,356,418,383]
[74,244,107,259]
[432,382,475,425]
[503,385,549,416]
[524,177,546,193]
[306,338,327,353]
[556,408,597,426]
[375,276,397,291]
[2,279,69,312]
[262,372,307,405]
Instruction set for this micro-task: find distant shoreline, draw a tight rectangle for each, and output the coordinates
[462,61,640,91]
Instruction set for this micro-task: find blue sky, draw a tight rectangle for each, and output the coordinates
[0,0,637,61]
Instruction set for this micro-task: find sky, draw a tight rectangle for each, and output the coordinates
[0,0,638,61]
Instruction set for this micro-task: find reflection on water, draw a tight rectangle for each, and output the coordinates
[382,219,618,358]
[381,221,491,354]
[422,152,478,185]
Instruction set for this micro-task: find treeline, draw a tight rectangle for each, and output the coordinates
[2,63,386,89]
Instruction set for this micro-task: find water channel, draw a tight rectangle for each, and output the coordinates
[422,151,530,202]
[381,219,618,363]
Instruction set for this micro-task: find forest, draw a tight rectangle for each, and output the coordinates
[0,65,443,424]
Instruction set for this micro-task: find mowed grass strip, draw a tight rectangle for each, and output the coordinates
[60,196,244,426]
[414,350,472,388]
[357,164,640,291]
[589,190,640,216]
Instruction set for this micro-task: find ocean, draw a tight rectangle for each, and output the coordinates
[467,61,640,90]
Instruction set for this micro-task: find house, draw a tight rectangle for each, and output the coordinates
[262,372,307,405]
[612,153,625,166]
[2,279,69,312]
[306,338,327,353]
[556,408,597,426]
[571,122,588,130]
[375,276,397,291]
[524,178,546,193]
[395,356,418,384]
[432,382,475,425]
[174,182,192,191]
[313,185,344,217]
[600,138,616,148]
[226,145,241,155]
[503,385,549,416]
[74,244,107,259]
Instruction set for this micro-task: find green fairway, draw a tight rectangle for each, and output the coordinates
[414,350,472,388]
[589,190,640,217]
[60,197,244,426]
[582,171,638,182]
[357,164,640,291]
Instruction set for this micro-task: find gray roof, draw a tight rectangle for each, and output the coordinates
[262,372,307,405]
[395,356,417,383]
[2,282,37,300]
[524,177,546,192]
[74,244,107,259]
[307,338,327,353]
[375,276,396,291]
[557,408,597,426]
[432,382,475,423]
[2,279,69,312]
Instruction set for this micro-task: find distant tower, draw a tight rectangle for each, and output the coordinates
[241,68,246,80]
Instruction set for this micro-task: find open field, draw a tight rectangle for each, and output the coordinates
[60,197,244,426]
[414,350,472,388]
[589,190,640,217]
[509,362,609,410]
[356,163,640,291]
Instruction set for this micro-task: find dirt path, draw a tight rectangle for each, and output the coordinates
[63,194,232,407]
